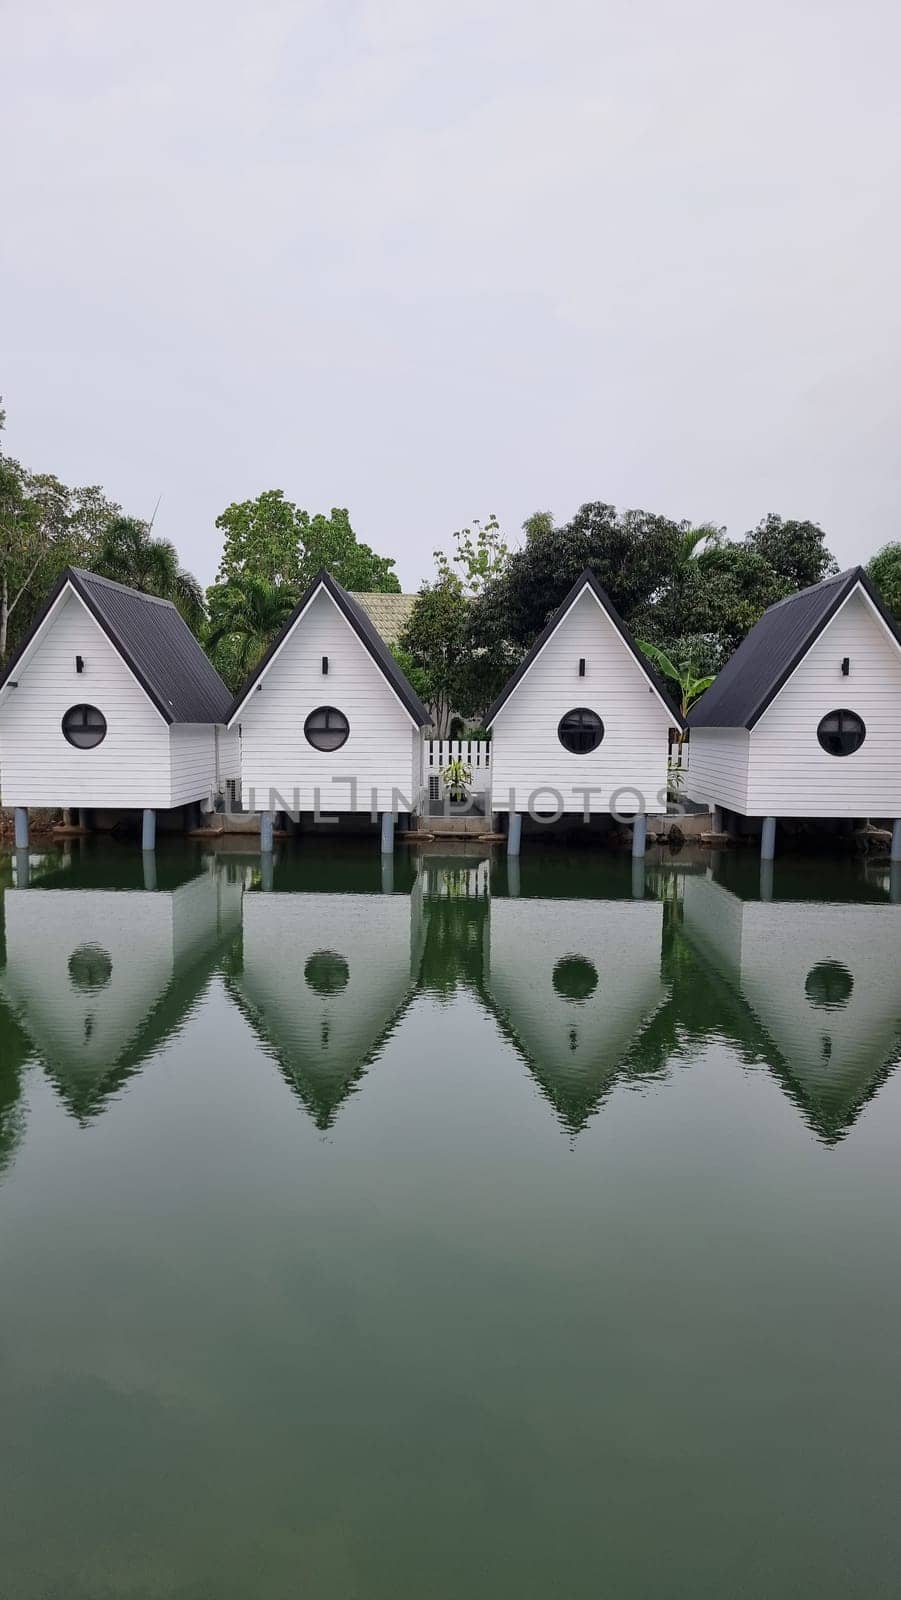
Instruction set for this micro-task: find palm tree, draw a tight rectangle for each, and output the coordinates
[676,522,725,571]
[93,516,205,629]
[205,574,299,688]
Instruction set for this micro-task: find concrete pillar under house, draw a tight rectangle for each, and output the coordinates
[507,812,522,858]
[14,808,29,849]
[380,811,395,854]
[631,814,647,860]
[142,809,156,851]
[760,816,777,862]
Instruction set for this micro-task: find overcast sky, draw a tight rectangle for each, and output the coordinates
[3,1,899,589]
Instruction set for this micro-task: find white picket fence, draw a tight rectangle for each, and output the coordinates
[426,739,491,778]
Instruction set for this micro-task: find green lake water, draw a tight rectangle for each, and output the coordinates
[1,840,900,1599]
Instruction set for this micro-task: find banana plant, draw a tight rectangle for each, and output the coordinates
[638,641,715,721]
[638,642,716,779]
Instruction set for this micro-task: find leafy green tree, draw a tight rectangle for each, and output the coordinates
[94,516,205,627]
[399,577,468,734]
[0,456,106,660]
[206,574,300,691]
[434,513,511,594]
[867,542,901,622]
[633,542,788,674]
[744,514,837,591]
[469,502,690,653]
[215,492,400,594]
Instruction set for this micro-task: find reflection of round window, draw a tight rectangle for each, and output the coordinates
[817,710,865,757]
[304,706,350,752]
[553,955,598,1002]
[68,944,113,992]
[304,950,350,995]
[558,708,604,754]
[62,704,107,749]
[805,960,853,1010]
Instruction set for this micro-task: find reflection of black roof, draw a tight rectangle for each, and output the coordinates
[227,570,430,727]
[485,569,683,728]
[0,568,231,724]
[688,567,901,729]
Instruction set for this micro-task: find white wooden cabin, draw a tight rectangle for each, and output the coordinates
[230,883,424,1128]
[685,568,901,856]
[0,865,242,1119]
[227,571,431,845]
[0,568,237,844]
[681,872,901,1142]
[484,894,667,1132]
[484,571,681,855]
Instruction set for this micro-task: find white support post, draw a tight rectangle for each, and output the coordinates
[14,807,29,849]
[380,810,395,854]
[891,820,901,863]
[260,810,274,853]
[141,808,156,851]
[260,852,274,892]
[14,848,30,889]
[381,852,394,894]
[632,814,647,860]
[712,805,723,834]
[142,851,157,891]
[507,812,522,857]
[760,815,776,862]
[632,858,645,899]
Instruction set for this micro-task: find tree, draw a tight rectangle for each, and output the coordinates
[633,542,788,675]
[206,574,300,691]
[94,516,205,628]
[744,514,837,591]
[867,543,901,622]
[399,578,471,735]
[434,513,511,595]
[469,501,691,654]
[0,457,92,661]
[215,492,400,594]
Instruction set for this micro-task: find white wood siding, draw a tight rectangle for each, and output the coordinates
[682,876,901,1119]
[490,588,673,813]
[486,897,666,1091]
[236,587,418,813]
[683,728,750,813]
[747,589,901,816]
[0,589,172,808]
[170,725,218,806]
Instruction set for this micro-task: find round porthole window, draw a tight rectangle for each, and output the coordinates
[817,709,865,757]
[62,704,107,749]
[805,960,853,1011]
[304,706,350,752]
[557,708,604,754]
[68,944,113,992]
[553,955,599,1002]
[304,950,350,996]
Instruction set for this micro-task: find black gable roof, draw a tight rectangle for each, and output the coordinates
[0,568,232,724]
[484,569,683,728]
[227,570,431,727]
[687,567,899,730]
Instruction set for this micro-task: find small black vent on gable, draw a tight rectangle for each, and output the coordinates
[75,655,84,674]
[578,657,585,677]
[322,655,329,675]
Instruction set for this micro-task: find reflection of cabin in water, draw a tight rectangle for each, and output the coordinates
[681,873,901,1141]
[483,895,667,1132]
[230,885,426,1128]
[0,865,242,1120]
